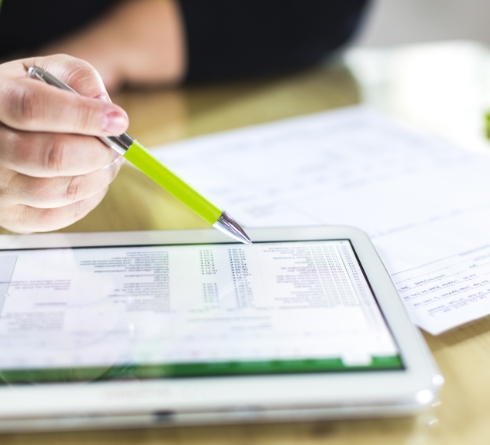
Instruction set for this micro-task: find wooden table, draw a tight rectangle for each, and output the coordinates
[2,42,490,445]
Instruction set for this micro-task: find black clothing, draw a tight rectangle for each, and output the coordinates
[0,0,118,59]
[0,0,368,83]
[181,0,368,82]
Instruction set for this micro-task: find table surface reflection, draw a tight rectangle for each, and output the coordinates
[2,41,490,445]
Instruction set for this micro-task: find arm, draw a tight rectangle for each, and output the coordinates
[41,0,186,91]
[38,0,368,89]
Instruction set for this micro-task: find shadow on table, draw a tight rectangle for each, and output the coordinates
[423,314,490,350]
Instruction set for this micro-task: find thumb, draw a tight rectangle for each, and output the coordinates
[0,54,128,136]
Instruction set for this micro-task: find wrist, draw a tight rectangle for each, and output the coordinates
[110,0,186,86]
[40,0,186,90]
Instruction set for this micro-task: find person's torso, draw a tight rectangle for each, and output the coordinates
[0,0,117,59]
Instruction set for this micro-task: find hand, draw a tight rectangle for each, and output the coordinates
[0,54,129,233]
[41,0,186,91]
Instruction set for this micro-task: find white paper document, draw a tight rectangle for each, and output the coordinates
[0,241,400,372]
[153,106,490,335]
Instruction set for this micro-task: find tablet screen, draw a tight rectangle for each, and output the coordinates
[0,240,402,383]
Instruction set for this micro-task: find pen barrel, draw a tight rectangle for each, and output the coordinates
[124,141,222,225]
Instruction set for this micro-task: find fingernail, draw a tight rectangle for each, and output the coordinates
[103,111,128,134]
[104,154,125,171]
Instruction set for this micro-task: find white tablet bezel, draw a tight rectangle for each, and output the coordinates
[0,226,443,425]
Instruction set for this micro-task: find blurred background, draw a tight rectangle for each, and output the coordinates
[357,0,490,47]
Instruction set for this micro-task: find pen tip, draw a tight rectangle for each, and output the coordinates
[213,212,252,245]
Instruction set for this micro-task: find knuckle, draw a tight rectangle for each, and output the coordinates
[72,197,92,222]
[0,129,70,178]
[75,100,92,133]
[45,137,68,173]
[72,200,85,222]
[65,175,82,202]
[29,208,58,232]
[7,131,39,169]
[24,206,71,233]
[21,176,82,208]
[10,87,39,125]
[25,178,56,205]
[1,204,36,234]
[4,127,23,152]
[1,171,21,203]
[63,59,105,95]
[0,185,15,220]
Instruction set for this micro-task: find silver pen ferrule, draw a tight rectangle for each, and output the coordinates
[101,133,133,155]
[213,212,252,244]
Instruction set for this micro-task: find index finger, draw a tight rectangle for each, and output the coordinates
[28,54,111,100]
[0,54,128,135]
[0,78,128,135]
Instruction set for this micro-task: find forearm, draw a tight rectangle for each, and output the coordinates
[31,0,368,88]
[41,0,186,91]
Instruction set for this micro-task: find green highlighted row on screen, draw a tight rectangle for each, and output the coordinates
[0,355,403,384]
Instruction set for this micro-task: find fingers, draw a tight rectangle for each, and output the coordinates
[31,54,110,99]
[0,123,119,177]
[2,156,123,208]
[0,54,128,135]
[0,77,128,135]
[0,55,127,233]
[0,189,108,234]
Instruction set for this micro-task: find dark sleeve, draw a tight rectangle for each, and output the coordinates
[179,0,369,83]
[0,0,117,60]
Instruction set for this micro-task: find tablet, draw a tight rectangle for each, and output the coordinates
[0,226,442,431]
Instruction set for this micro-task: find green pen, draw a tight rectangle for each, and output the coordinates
[28,67,251,244]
